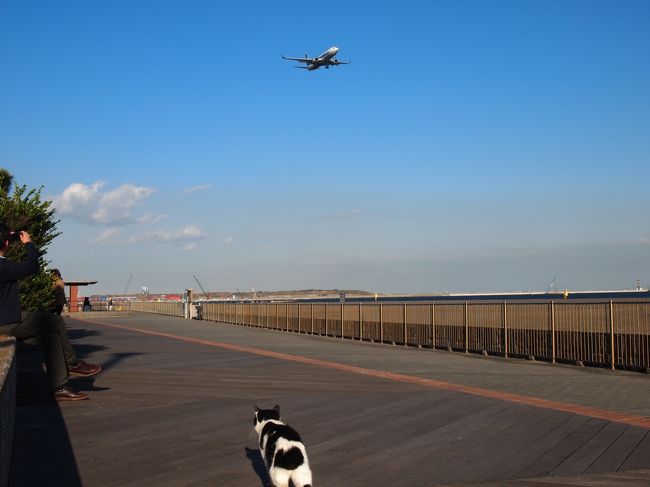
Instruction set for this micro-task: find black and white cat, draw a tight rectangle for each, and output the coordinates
[253,405,313,487]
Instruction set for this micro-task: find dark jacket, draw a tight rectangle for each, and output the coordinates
[0,243,39,325]
[53,278,67,306]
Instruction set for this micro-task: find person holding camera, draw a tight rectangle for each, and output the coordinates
[0,226,102,401]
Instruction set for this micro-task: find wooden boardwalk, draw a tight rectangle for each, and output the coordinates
[9,314,650,487]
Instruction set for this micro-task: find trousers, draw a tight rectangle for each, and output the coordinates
[0,312,78,389]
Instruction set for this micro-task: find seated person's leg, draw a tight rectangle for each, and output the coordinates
[15,312,102,399]
[21,311,78,364]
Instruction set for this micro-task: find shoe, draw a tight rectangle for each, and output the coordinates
[68,360,102,377]
[54,385,89,401]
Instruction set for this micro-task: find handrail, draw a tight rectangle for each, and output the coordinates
[128,299,650,372]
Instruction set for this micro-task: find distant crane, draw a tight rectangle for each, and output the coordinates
[193,275,210,299]
[123,273,133,296]
[546,276,557,294]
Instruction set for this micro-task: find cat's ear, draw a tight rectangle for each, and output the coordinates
[254,405,260,413]
[273,405,280,416]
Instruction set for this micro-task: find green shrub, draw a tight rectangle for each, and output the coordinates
[0,169,61,312]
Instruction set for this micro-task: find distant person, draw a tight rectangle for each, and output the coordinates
[50,268,67,315]
[0,226,102,401]
[108,297,113,311]
[83,296,91,312]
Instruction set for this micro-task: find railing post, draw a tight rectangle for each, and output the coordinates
[275,303,278,329]
[431,302,435,349]
[403,303,407,346]
[341,303,344,337]
[298,304,301,333]
[325,304,328,335]
[286,303,289,332]
[503,301,508,358]
[311,303,314,334]
[464,302,469,353]
[359,303,363,341]
[380,303,384,343]
[609,300,615,370]
[550,301,556,364]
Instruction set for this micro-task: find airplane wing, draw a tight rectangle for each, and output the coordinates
[329,59,351,66]
[281,55,315,64]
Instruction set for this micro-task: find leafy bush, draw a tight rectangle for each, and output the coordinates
[0,169,61,311]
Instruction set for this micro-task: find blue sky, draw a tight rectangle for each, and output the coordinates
[1,0,649,295]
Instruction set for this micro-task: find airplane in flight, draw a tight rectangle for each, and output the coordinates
[282,46,351,71]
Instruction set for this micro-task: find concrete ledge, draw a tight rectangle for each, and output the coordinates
[0,336,16,487]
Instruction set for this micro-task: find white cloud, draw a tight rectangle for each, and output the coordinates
[136,213,167,224]
[94,228,120,243]
[52,181,155,225]
[224,236,234,244]
[127,225,206,245]
[184,184,213,194]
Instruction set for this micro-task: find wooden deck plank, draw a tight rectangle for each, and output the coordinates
[584,425,647,473]
[478,415,590,481]
[445,469,650,486]
[378,406,581,486]
[621,430,650,471]
[334,400,511,483]
[10,315,650,487]
[550,421,629,476]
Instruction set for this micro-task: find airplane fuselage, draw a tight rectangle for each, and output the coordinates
[282,46,349,71]
[308,46,339,70]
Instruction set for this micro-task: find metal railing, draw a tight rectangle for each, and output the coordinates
[128,301,185,317]
[69,299,124,312]
[129,300,650,372]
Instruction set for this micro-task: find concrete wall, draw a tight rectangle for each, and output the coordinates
[0,336,16,487]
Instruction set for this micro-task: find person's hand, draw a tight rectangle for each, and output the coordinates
[19,231,32,244]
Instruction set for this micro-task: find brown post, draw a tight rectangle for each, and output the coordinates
[359,303,363,340]
[550,301,556,364]
[325,304,328,335]
[298,304,301,333]
[380,303,384,343]
[503,301,508,358]
[403,303,407,346]
[464,302,469,353]
[341,303,344,337]
[69,284,79,312]
[286,303,289,331]
[431,302,436,349]
[311,303,314,334]
[609,300,615,370]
